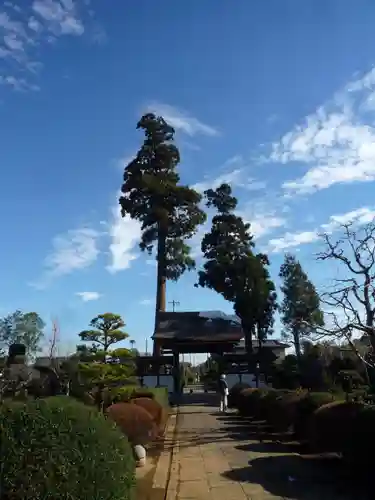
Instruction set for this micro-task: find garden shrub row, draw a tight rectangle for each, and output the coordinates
[106,401,159,445]
[0,396,135,500]
[106,387,170,443]
[0,387,171,499]
[89,385,170,409]
[230,383,375,477]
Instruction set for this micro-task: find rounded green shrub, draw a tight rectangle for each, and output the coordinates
[342,403,375,476]
[293,391,336,439]
[0,396,135,500]
[237,388,268,417]
[270,390,308,431]
[228,382,251,409]
[308,400,365,454]
[256,389,285,421]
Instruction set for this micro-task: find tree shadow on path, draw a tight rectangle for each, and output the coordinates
[222,453,370,500]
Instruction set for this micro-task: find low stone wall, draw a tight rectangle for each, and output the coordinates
[141,375,174,393]
[225,373,267,389]
[138,373,267,393]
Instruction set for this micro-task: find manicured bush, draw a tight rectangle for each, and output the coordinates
[0,396,135,500]
[109,385,138,403]
[236,387,258,415]
[228,382,251,408]
[237,388,269,417]
[256,388,286,421]
[308,400,365,454]
[293,391,337,439]
[110,386,169,408]
[131,396,166,431]
[270,390,308,431]
[106,401,158,445]
[132,387,169,408]
[342,404,375,476]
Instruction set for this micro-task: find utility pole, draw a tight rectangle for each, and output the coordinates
[169,300,180,312]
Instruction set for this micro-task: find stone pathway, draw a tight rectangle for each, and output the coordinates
[166,392,368,500]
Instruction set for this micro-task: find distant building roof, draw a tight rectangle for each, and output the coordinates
[153,311,243,342]
[234,339,290,350]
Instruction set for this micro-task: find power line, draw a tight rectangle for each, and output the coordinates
[169,300,180,312]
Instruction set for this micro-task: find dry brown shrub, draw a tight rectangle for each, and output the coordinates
[106,402,158,445]
[131,397,164,428]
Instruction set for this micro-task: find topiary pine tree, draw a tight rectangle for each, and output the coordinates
[196,183,277,366]
[76,314,135,406]
[279,253,324,367]
[78,313,128,358]
[119,113,206,325]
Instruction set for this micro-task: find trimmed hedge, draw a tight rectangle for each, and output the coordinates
[0,396,135,500]
[106,402,158,445]
[342,404,375,475]
[308,400,364,453]
[237,388,266,416]
[231,386,375,480]
[131,396,166,432]
[234,387,340,435]
[228,382,251,409]
[293,391,335,439]
[110,386,169,408]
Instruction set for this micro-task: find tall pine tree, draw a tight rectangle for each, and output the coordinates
[120,114,206,329]
[197,183,277,363]
[279,253,324,365]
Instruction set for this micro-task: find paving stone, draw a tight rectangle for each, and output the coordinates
[178,479,210,497]
[210,483,247,499]
[164,392,359,500]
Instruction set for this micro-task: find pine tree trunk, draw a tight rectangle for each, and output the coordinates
[293,327,302,371]
[241,320,253,373]
[154,226,167,347]
[257,327,263,386]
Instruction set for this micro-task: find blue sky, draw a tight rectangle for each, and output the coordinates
[1,0,375,356]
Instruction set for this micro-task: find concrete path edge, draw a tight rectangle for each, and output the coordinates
[151,405,179,496]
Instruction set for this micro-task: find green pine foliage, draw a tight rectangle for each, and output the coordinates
[119,113,206,313]
[197,183,277,358]
[279,254,324,362]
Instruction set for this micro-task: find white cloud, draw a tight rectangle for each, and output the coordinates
[248,214,286,239]
[0,75,39,91]
[32,0,84,36]
[267,205,375,253]
[193,155,267,193]
[106,202,142,274]
[139,298,152,306]
[268,230,319,253]
[145,102,219,137]
[28,16,43,32]
[76,291,101,302]
[268,67,375,195]
[321,206,375,232]
[31,227,100,288]
[0,1,98,89]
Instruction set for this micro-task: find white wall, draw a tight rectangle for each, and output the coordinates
[226,373,267,389]
[141,375,174,393]
[140,373,266,393]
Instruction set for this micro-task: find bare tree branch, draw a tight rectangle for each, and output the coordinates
[316,220,375,351]
[49,317,59,360]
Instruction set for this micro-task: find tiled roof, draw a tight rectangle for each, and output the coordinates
[234,339,290,349]
[153,311,243,341]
